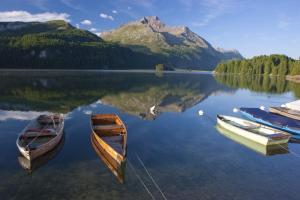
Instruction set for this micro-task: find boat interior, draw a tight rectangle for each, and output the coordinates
[19,115,61,149]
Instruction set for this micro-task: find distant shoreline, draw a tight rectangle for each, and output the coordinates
[214,72,300,84]
[0,69,213,74]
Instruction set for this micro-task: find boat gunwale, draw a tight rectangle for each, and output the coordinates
[91,133,125,183]
[90,114,127,162]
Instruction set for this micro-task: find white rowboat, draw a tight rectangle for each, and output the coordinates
[217,115,290,146]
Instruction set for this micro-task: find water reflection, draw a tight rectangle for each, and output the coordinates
[1,71,300,200]
[214,74,300,99]
[216,125,289,156]
[0,71,229,119]
[18,135,65,173]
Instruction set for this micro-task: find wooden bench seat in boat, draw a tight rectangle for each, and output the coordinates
[23,128,57,138]
[93,124,124,130]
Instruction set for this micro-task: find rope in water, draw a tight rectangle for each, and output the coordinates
[136,154,168,200]
[127,159,156,200]
[278,143,300,159]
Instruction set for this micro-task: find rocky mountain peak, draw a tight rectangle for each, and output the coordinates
[139,16,165,31]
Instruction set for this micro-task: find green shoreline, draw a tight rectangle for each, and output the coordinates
[214,72,300,83]
[0,68,213,74]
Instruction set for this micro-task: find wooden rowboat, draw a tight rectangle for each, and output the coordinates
[16,114,64,161]
[217,115,291,146]
[269,107,300,121]
[90,114,127,183]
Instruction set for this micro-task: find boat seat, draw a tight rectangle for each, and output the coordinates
[93,124,123,130]
[23,128,57,138]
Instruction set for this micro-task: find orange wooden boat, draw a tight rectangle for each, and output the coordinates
[90,114,127,183]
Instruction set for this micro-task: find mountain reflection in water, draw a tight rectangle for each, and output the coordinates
[0,71,230,119]
[1,72,300,200]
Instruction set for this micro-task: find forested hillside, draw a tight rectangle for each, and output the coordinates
[215,54,300,76]
[0,20,160,69]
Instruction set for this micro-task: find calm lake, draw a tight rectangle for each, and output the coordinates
[1,71,300,200]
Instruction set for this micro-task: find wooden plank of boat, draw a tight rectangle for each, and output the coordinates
[269,107,300,121]
[217,115,291,146]
[91,133,126,183]
[90,113,127,168]
[16,114,64,161]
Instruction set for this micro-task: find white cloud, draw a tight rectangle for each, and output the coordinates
[30,0,48,11]
[0,10,70,22]
[188,0,239,27]
[75,23,80,28]
[83,110,92,115]
[89,27,97,32]
[0,110,51,121]
[131,0,154,8]
[61,0,82,11]
[112,10,118,14]
[100,13,114,21]
[80,19,92,25]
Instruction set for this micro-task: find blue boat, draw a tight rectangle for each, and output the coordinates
[240,107,300,138]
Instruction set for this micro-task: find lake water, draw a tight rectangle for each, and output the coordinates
[1,71,300,200]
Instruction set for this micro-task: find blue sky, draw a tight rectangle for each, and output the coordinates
[0,0,299,59]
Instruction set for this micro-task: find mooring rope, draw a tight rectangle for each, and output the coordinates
[127,159,156,200]
[136,154,168,200]
[278,143,300,159]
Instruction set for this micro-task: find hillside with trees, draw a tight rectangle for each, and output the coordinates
[215,54,300,76]
[0,20,160,69]
[0,18,243,70]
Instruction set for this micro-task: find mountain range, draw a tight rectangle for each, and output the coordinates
[102,16,243,70]
[0,16,243,70]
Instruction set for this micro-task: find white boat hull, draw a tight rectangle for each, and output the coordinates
[217,115,290,146]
